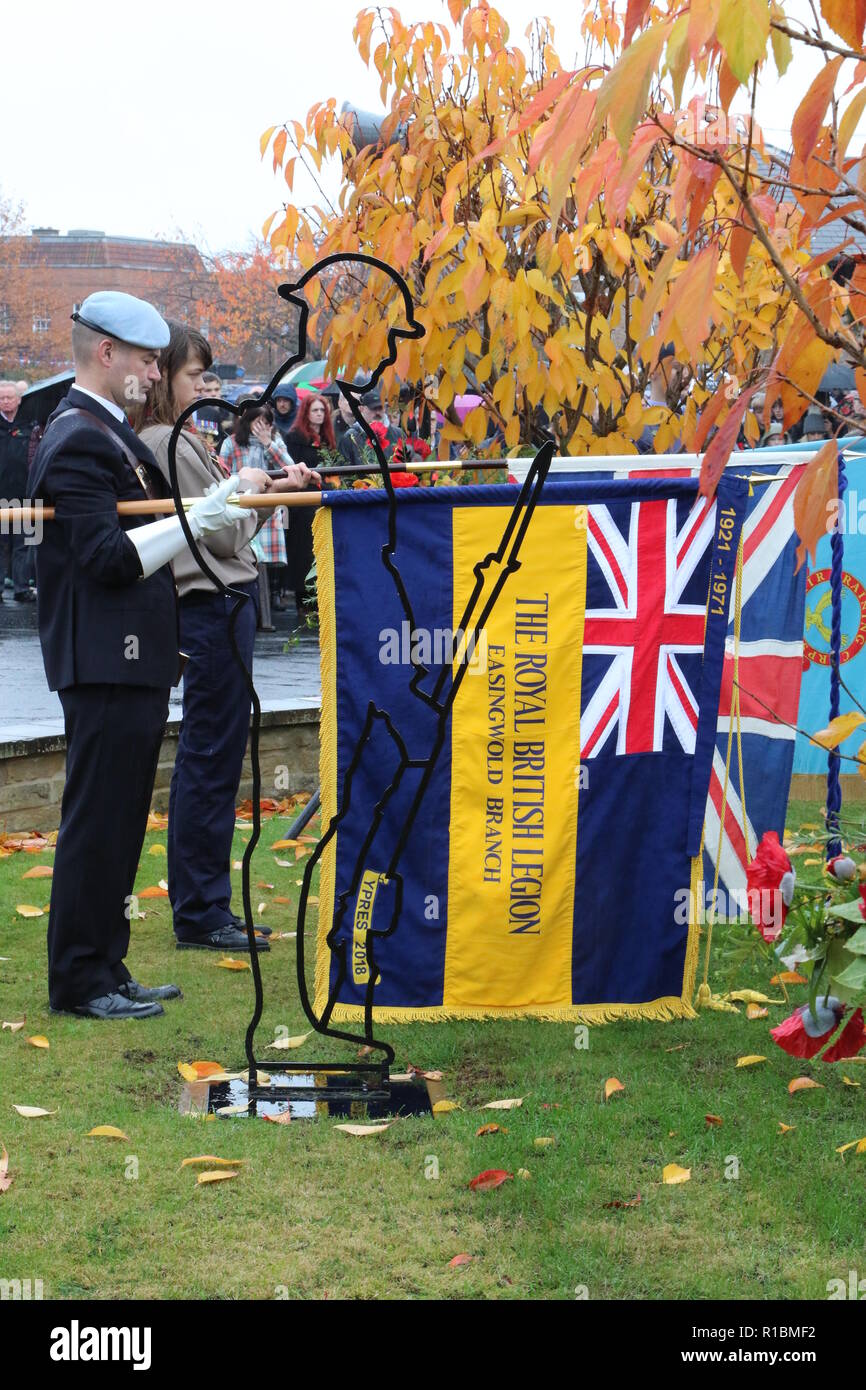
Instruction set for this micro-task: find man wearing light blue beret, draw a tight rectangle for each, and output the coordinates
[30,291,248,1020]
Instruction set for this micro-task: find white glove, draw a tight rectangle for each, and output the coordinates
[187,476,248,537]
[128,478,249,579]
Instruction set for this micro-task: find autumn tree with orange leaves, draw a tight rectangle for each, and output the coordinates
[194,241,305,380]
[259,0,866,498]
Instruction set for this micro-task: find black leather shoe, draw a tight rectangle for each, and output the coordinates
[228,913,272,937]
[121,979,183,1003]
[176,925,270,952]
[13,590,36,603]
[51,991,164,1020]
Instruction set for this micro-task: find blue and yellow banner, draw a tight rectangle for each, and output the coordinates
[313,475,747,1023]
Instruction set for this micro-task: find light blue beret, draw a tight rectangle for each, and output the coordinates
[72,291,170,349]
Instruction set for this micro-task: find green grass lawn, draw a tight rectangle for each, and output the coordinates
[1,798,865,1301]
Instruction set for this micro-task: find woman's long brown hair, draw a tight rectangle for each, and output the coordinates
[130,320,213,431]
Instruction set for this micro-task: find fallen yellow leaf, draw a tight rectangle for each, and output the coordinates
[180,1156,247,1168]
[788,1076,823,1093]
[196,1169,239,1184]
[842,1076,861,1088]
[770,972,808,985]
[12,1105,57,1118]
[177,1062,198,1082]
[736,1055,767,1068]
[481,1096,524,1110]
[217,957,251,971]
[778,1122,796,1133]
[533,1136,556,1148]
[266,1033,310,1050]
[746,1003,769,1020]
[15,904,44,918]
[723,991,785,1005]
[662,1163,691,1185]
[26,1036,49,1050]
[147,843,166,856]
[271,839,299,850]
[516,1168,531,1180]
[432,1099,461,1115]
[604,1077,625,1100]
[21,866,52,879]
[333,1122,393,1136]
[87,1125,129,1140]
[2,1020,25,1033]
[836,1137,866,1155]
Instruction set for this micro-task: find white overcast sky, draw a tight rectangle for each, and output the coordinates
[2,0,858,255]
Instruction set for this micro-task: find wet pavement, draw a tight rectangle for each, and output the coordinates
[0,593,321,741]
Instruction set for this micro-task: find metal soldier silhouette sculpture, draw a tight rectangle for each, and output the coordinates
[165,253,553,1107]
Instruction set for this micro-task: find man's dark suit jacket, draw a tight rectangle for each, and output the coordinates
[29,387,180,691]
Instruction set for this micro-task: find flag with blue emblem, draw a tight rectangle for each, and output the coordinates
[312,473,747,1022]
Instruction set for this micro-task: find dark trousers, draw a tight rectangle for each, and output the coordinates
[169,582,258,941]
[286,510,314,606]
[48,684,170,1008]
[0,529,33,593]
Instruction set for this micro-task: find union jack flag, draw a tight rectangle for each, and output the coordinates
[704,463,807,893]
[580,493,717,758]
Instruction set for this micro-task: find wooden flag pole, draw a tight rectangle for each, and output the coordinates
[0,493,324,525]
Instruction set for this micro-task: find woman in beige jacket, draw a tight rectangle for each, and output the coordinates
[134,322,317,954]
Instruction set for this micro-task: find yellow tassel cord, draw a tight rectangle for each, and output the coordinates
[327,996,697,1026]
[695,527,750,1013]
[312,508,339,1020]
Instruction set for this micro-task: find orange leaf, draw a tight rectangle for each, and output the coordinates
[138,885,169,899]
[699,387,755,499]
[0,1142,12,1194]
[21,866,52,879]
[623,0,653,46]
[771,972,808,985]
[604,1077,625,1101]
[788,1076,824,1093]
[264,1110,293,1125]
[793,438,838,570]
[272,128,287,174]
[26,1036,49,1050]
[602,1191,642,1209]
[448,1252,473,1267]
[820,0,866,53]
[729,223,753,285]
[468,1169,513,1191]
[746,1003,769,1020]
[475,1123,506,1136]
[792,57,844,163]
[705,1114,723,1126]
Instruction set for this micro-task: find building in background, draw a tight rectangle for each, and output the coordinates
[0,227,211,379]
